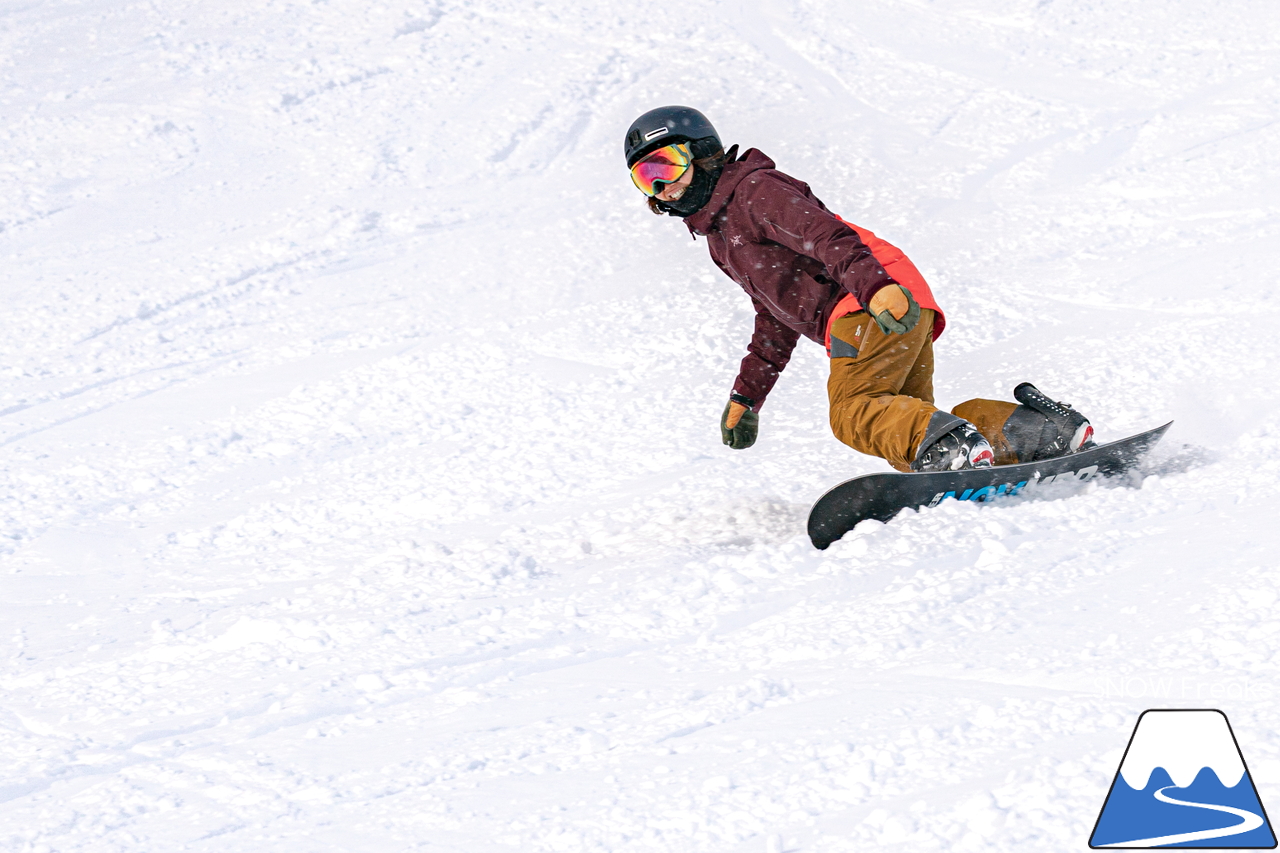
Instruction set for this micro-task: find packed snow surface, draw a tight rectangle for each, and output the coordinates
[3,1,1280,850]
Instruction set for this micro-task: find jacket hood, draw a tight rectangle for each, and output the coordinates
[684,148,776,235]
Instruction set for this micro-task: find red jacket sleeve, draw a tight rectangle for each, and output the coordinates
[741,173,897,307]
[733,297,801,410]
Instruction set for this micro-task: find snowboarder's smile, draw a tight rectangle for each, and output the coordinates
[655,164,695,202]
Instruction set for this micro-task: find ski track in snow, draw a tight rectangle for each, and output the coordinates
[2,1,1279,850]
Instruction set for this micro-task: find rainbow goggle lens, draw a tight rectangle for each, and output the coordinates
[629,143,692,197]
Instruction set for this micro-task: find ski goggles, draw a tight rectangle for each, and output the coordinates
[629,142,692,196]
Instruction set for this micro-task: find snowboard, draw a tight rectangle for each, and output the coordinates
[807,421,1173,550]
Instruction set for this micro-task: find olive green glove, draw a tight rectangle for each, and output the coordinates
[868,284,921,336]
[721,400,759,450]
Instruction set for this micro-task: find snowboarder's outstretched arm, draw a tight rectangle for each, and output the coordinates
[720,298,800,449]
[734,297,800,409]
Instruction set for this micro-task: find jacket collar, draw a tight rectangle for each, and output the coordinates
[684,148,776,236]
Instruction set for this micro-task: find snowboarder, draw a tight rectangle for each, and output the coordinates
[624,105,1096,472]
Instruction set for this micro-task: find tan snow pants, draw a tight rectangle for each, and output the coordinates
[827,309,1020,471]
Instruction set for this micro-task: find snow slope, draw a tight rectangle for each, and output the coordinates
[2,0,1280,850]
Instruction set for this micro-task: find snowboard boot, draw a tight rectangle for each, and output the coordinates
[911,420,995,472]
[1005,382,1095,462]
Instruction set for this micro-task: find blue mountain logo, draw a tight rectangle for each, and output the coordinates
[1091,709,1276,848]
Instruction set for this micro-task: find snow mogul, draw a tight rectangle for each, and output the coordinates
[624,105,1096,472]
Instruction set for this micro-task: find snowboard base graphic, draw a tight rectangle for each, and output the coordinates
[807,422,1172,550]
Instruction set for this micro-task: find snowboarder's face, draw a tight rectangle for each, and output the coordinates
[653,163,695,203]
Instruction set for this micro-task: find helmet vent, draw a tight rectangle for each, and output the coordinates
[625,107,718,168]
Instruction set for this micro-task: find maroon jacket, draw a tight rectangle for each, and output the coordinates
[684,149,899,410]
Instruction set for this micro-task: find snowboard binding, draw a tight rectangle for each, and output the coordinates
[1011,382,1095,461]
[912,421,995,472]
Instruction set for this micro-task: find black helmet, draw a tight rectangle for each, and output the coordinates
[624,106,720,168]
